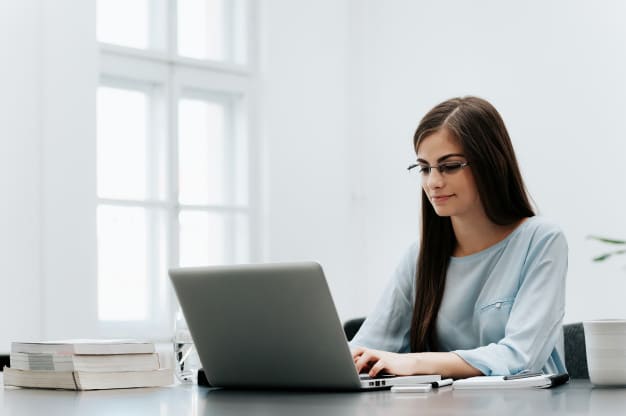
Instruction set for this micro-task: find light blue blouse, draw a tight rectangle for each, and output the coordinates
[350,216,568,376]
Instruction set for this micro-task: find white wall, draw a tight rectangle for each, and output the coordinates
[40,0,98,340]
[0,1,42,352]
[259,0,360,319]
[0,0,97,351]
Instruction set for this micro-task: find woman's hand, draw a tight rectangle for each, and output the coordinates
[351,347,421,377]
[351,347,483,379]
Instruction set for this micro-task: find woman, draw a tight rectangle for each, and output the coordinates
[350,96,567,379]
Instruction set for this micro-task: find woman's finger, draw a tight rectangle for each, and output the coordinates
[369,359,386,377]
[354,352,369,373]
[351,347,365,359]
[355,351,376,373]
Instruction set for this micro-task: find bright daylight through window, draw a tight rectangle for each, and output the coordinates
[96,0,252,337]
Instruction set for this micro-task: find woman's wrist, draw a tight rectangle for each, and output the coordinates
[411,352,482,378]
[411,352,436,375]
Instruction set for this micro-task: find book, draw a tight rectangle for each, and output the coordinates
[11,340,155,355]
[10,352,161,372]
[452,373,569,389]
[3,367,173,390]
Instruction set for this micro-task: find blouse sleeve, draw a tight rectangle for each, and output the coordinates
[349,242,418,353]
[453,227,568,376]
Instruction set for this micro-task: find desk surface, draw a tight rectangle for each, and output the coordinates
[2,378,626,416]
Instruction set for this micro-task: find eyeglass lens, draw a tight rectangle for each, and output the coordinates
[417,162,467,175]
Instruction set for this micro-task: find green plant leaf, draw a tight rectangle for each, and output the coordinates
[592,249,626,262]
[592,253,613,262]
[587,235,626,245]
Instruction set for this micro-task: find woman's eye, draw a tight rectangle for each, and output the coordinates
[441,163,463,173]
[418,166,431,174]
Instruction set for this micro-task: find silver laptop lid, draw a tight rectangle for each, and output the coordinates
[169,262,363,390]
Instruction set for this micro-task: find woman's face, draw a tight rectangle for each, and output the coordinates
[415,128,483,219]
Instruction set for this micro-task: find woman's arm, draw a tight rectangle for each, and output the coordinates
[352,347,482,379]
[349,243,418,352]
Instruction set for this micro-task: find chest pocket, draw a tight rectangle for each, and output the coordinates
[477,297,515,343]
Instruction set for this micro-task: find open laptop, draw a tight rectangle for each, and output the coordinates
[169,262,440,390]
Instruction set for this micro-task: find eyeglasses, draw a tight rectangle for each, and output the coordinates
[407,161,470,176]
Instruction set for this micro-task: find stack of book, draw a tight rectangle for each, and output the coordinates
[3,339,173,390]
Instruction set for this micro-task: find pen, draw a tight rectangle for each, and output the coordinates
[431,378,453,388]
[503,371,543,380]
[546,373,570,388]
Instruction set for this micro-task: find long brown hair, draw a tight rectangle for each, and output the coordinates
[409,96,535,352]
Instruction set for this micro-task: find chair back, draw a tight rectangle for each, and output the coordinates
[343,317,365,341]
[563,322,589,379]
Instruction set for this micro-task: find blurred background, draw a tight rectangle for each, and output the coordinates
[1,0,625,351]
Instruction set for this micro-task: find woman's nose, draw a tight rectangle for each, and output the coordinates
[425,169,445,189]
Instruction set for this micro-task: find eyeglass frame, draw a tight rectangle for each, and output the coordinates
[407,161,471,175]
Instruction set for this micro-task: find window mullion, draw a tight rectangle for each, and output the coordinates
[224,99,236,262]
[97,198,173,209]
[167,0,178,60]
[224,0,238,64]
[167,58,180,326]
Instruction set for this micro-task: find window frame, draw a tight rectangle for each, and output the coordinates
[96,0,258,340]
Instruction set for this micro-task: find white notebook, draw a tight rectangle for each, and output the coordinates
[453,375,553,389]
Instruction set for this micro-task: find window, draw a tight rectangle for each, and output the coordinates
[96,0,255,339]
[97,0,152,50]
[177,0,247,63]
[177,95,250,267]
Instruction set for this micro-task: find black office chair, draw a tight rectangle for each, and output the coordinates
[343,318,589,379]
[344,317,366,342]
[563,322,589,379]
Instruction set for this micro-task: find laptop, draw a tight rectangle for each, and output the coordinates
[169,262,440,390]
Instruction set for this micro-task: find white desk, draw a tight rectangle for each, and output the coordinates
[2,377,625,415]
